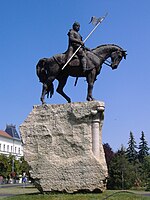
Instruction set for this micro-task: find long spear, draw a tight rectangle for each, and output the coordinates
[62,13,108,70]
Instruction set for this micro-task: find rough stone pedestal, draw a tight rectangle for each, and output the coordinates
[20,101,108,193]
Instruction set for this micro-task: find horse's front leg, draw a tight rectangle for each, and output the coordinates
[40,83,47,104]
[86,70,96,101]
[87,84,94,101]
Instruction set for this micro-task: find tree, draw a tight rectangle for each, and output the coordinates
[0,154,11,178]
[0,155,30,181]
[103,143,114,168]
[143,156,150,191]
[126,131,138,163]
[138,131,149,162]
[107,145,136,189]
[19,157,31,175]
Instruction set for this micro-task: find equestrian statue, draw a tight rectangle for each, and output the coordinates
[36,16,127,104]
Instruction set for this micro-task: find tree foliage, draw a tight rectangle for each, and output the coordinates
[107,145,136,189]
[107,131,150,190]
[126,131,138,163]
[138,131,149,162]
[0,155,30,179]
[0,154,10,177]
[103,143,114,167]
[143,156,150,191]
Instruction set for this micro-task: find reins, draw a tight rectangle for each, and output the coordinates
[104,60,112,67]
[92,51,112,67]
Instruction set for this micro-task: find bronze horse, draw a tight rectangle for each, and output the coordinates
[36,44,127,104]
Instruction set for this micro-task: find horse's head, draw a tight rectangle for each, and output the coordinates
[110,49,127,70]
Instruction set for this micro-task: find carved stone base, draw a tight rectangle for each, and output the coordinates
[20,101,108,193]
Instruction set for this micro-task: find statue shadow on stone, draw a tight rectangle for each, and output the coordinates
[36,44,127,104]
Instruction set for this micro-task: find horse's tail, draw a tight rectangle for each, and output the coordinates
[36,58,54,98]
[36,58,47,83]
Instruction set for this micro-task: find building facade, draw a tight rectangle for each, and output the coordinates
[0,125,23,159]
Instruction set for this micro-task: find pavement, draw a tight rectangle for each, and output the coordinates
[0,185,150,198]
[0,183,36,198]
[0,183,29,188]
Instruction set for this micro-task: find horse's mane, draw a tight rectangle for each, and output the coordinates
[92,44,124,51]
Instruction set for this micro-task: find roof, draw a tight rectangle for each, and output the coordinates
[0,130,12,139]
[5,125,20,140]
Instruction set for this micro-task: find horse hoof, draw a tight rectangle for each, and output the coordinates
[86,97,95,101]
[86,97,91,101]
[40,97,45,104]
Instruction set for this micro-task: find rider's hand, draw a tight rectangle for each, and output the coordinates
[80,41,84,46]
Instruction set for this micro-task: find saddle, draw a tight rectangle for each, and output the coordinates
[54,50,91,68]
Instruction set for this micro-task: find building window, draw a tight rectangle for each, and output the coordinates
[11,146,13,152]
[0,144,1,151]
[7,145,9,152]
[15,147,17,153]
[3,144,5,151]
[18,148,20,154]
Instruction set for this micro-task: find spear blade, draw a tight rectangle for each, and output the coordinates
[89,13,108,26]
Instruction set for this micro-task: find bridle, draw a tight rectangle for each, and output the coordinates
[92,49,126,67]
[103,59,112,67]
[92,51,112,67]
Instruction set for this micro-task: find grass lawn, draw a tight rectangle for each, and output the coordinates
[0,185,150,200]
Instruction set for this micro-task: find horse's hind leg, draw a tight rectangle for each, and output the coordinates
[40,76,55,104]
[56,76,71,103]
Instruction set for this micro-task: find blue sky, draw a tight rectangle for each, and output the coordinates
[0,0,150,151]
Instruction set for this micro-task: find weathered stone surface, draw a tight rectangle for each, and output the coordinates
[20,101,108,193]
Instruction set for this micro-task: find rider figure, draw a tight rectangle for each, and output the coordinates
[67,22,87,72]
